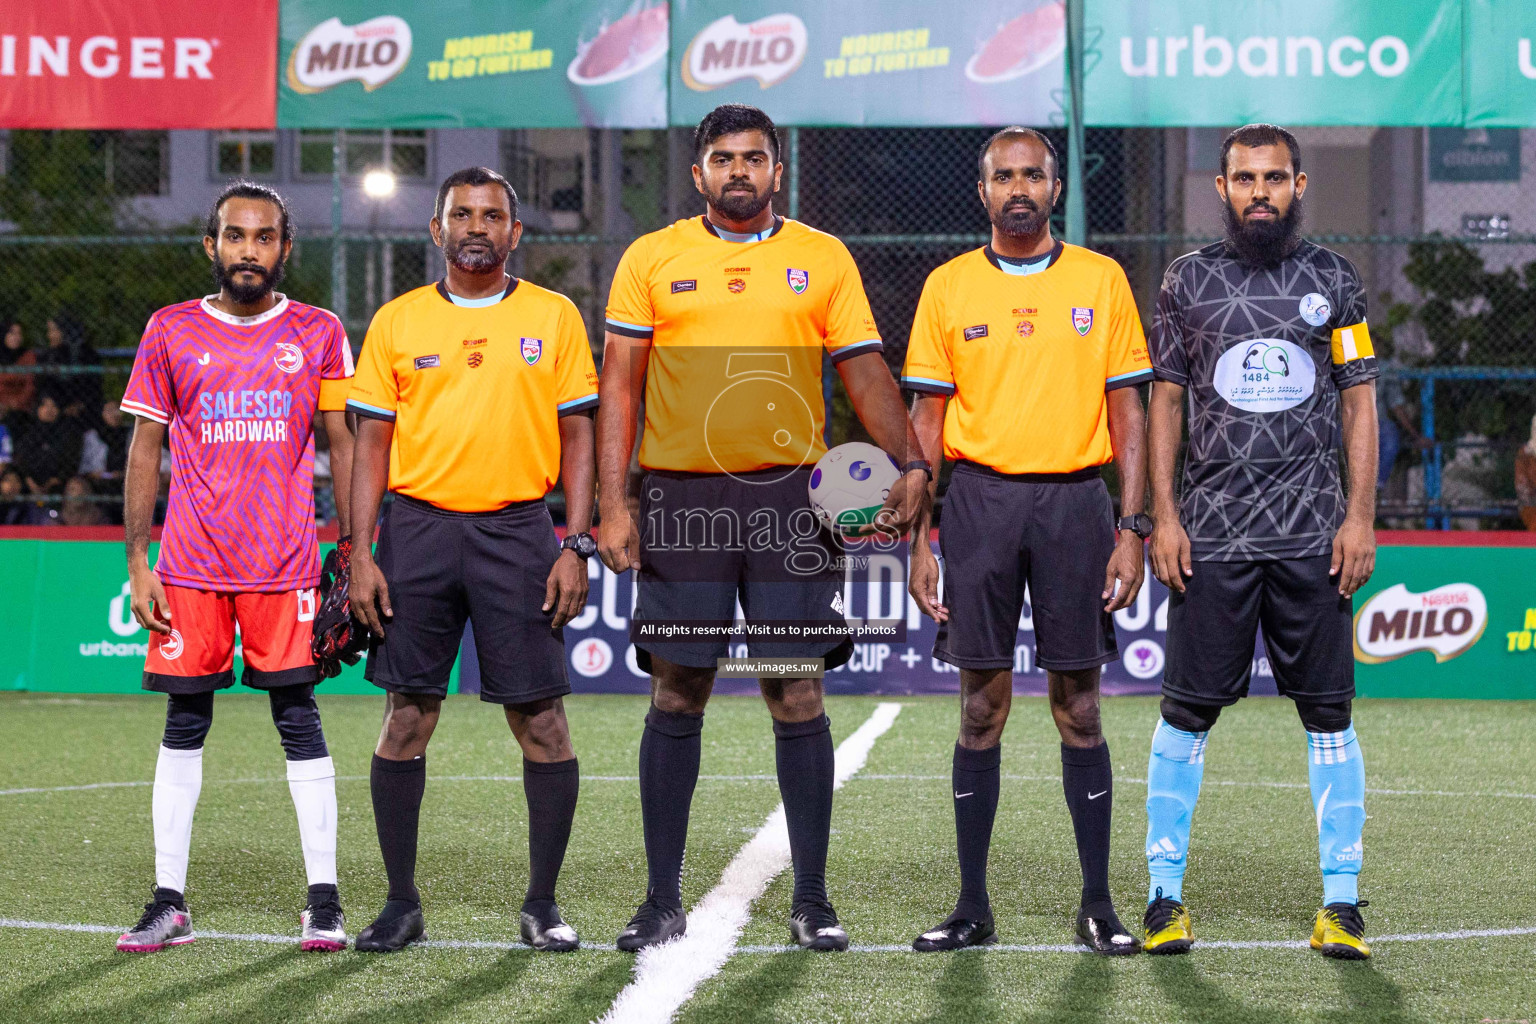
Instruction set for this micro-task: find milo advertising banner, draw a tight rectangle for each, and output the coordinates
[668,0,1066,127]
[4,537,1529,699]
[278,0,670,128]
[1082,0,1463,127]
[1464,0,1536,127]
[1351,543,1536,699]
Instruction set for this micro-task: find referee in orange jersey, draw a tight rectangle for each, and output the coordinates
[903,128,1152,954]
[597,105,926,952]
[346,167,599,953]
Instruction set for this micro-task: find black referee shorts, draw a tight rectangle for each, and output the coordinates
[934,461,1118,673]
[1163,555,1354,706]
[633,466,852,673]
[364,494,570,706]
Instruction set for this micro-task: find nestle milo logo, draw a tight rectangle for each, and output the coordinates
[682,14,807,91]
[287,15,412,94]
[1353,582,1488,664]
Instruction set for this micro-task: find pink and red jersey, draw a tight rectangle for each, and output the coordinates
[121,295,354,593]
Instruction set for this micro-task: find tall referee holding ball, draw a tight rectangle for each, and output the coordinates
[904,128,1153,954]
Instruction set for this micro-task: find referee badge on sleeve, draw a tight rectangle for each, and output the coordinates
[521,337,543,365]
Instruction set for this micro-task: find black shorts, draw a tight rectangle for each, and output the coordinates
[934,461,1118,672]
[633,467,852,672]
[1163,555,1354,706]
[364,494,570,706]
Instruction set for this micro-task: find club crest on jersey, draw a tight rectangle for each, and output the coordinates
[1071,307,1093,336]
[521,337,542,365]
[160,629,184,661]
[273,343,304,374]
[787,268,809,294]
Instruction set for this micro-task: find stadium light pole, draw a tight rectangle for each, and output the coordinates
[331,131,346,325]
[1063,0,1087,247]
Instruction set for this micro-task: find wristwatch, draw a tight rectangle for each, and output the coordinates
[901,459,934,482]
[560,532,598,559]
[1117,513,1154,539]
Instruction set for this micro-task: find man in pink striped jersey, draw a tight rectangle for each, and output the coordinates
[114,182,356,954]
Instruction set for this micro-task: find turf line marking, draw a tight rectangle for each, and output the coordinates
[4,918,1535,955]
[594,701,904,1024]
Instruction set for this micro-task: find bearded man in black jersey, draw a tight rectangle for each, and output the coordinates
[1139,124,1378,960]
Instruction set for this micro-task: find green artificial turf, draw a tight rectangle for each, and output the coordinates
[1,692,1532,1023]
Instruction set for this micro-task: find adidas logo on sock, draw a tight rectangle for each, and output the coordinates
[1333,840,1364,863]
[1146,836,1182,862]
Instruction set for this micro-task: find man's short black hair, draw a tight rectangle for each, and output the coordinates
[978,127,1060,183]
[1221,123,1302,177]
[435,166,518,223]
[694,104,781,165]
[205,181,293,246]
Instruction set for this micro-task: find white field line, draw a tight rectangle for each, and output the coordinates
[594,702,904,1024]
[7,772,1536,802]
[4,917,1535,955]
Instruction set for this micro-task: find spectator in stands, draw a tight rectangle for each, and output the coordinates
[81,400,131,481]
[0,319,37,425]
[39,312,101,421]
[58,474,106,527]
[0,466,43,525]
[13,391,86,496]
[1517,413,1536,532]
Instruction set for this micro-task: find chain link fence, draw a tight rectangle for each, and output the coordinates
[1,126,1533,529]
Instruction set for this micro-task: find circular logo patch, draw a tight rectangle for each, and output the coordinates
[727,278,746,294]
[1016,320,1034,338]
[1122,639,1164,679]
[571,637,612,678]
[273,343,304,374]
[1298,292,1332,327]
[160,629,185,661]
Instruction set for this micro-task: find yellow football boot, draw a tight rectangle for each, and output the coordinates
[1142,888,1193,955]
[1311,900,1371,960]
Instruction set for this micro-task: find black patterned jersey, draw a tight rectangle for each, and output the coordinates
[1150,240,1378,562]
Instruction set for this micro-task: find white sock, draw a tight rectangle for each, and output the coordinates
[287,756,338,887]
[153,745,203,893]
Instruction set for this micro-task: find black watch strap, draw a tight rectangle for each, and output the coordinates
[561,532,597,559]
[901,459,934,481]
[1117,513,1153,539]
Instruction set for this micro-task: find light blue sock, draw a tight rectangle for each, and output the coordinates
[1308,724,1366,906]
[1145,719,1208,904]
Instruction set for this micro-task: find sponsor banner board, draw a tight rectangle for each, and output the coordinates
[1465,0,1536,127]
[668,0,1065,127]
[278,0,669,128]
[5,538,1529,699]
[0,0,277,129]
[1082,0,1463,127]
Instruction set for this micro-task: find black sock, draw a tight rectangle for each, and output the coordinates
[154,886,186,909]
[523,757,579,907]
[774,714,834,907]
[639,706,702,909]
[953,743,1001,920]
[370,753,426,907]
[1062,741,1114,917]
[306,882,338,908]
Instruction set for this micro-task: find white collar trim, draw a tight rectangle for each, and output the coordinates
[200,294,290,326]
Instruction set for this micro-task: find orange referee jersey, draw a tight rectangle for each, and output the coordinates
[347,278,598,512]
[901,242,1152,475]
[605,215,881,474]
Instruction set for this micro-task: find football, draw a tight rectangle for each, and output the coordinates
[808,442,901,533]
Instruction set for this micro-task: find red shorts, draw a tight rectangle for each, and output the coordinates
[143,585,321,694]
